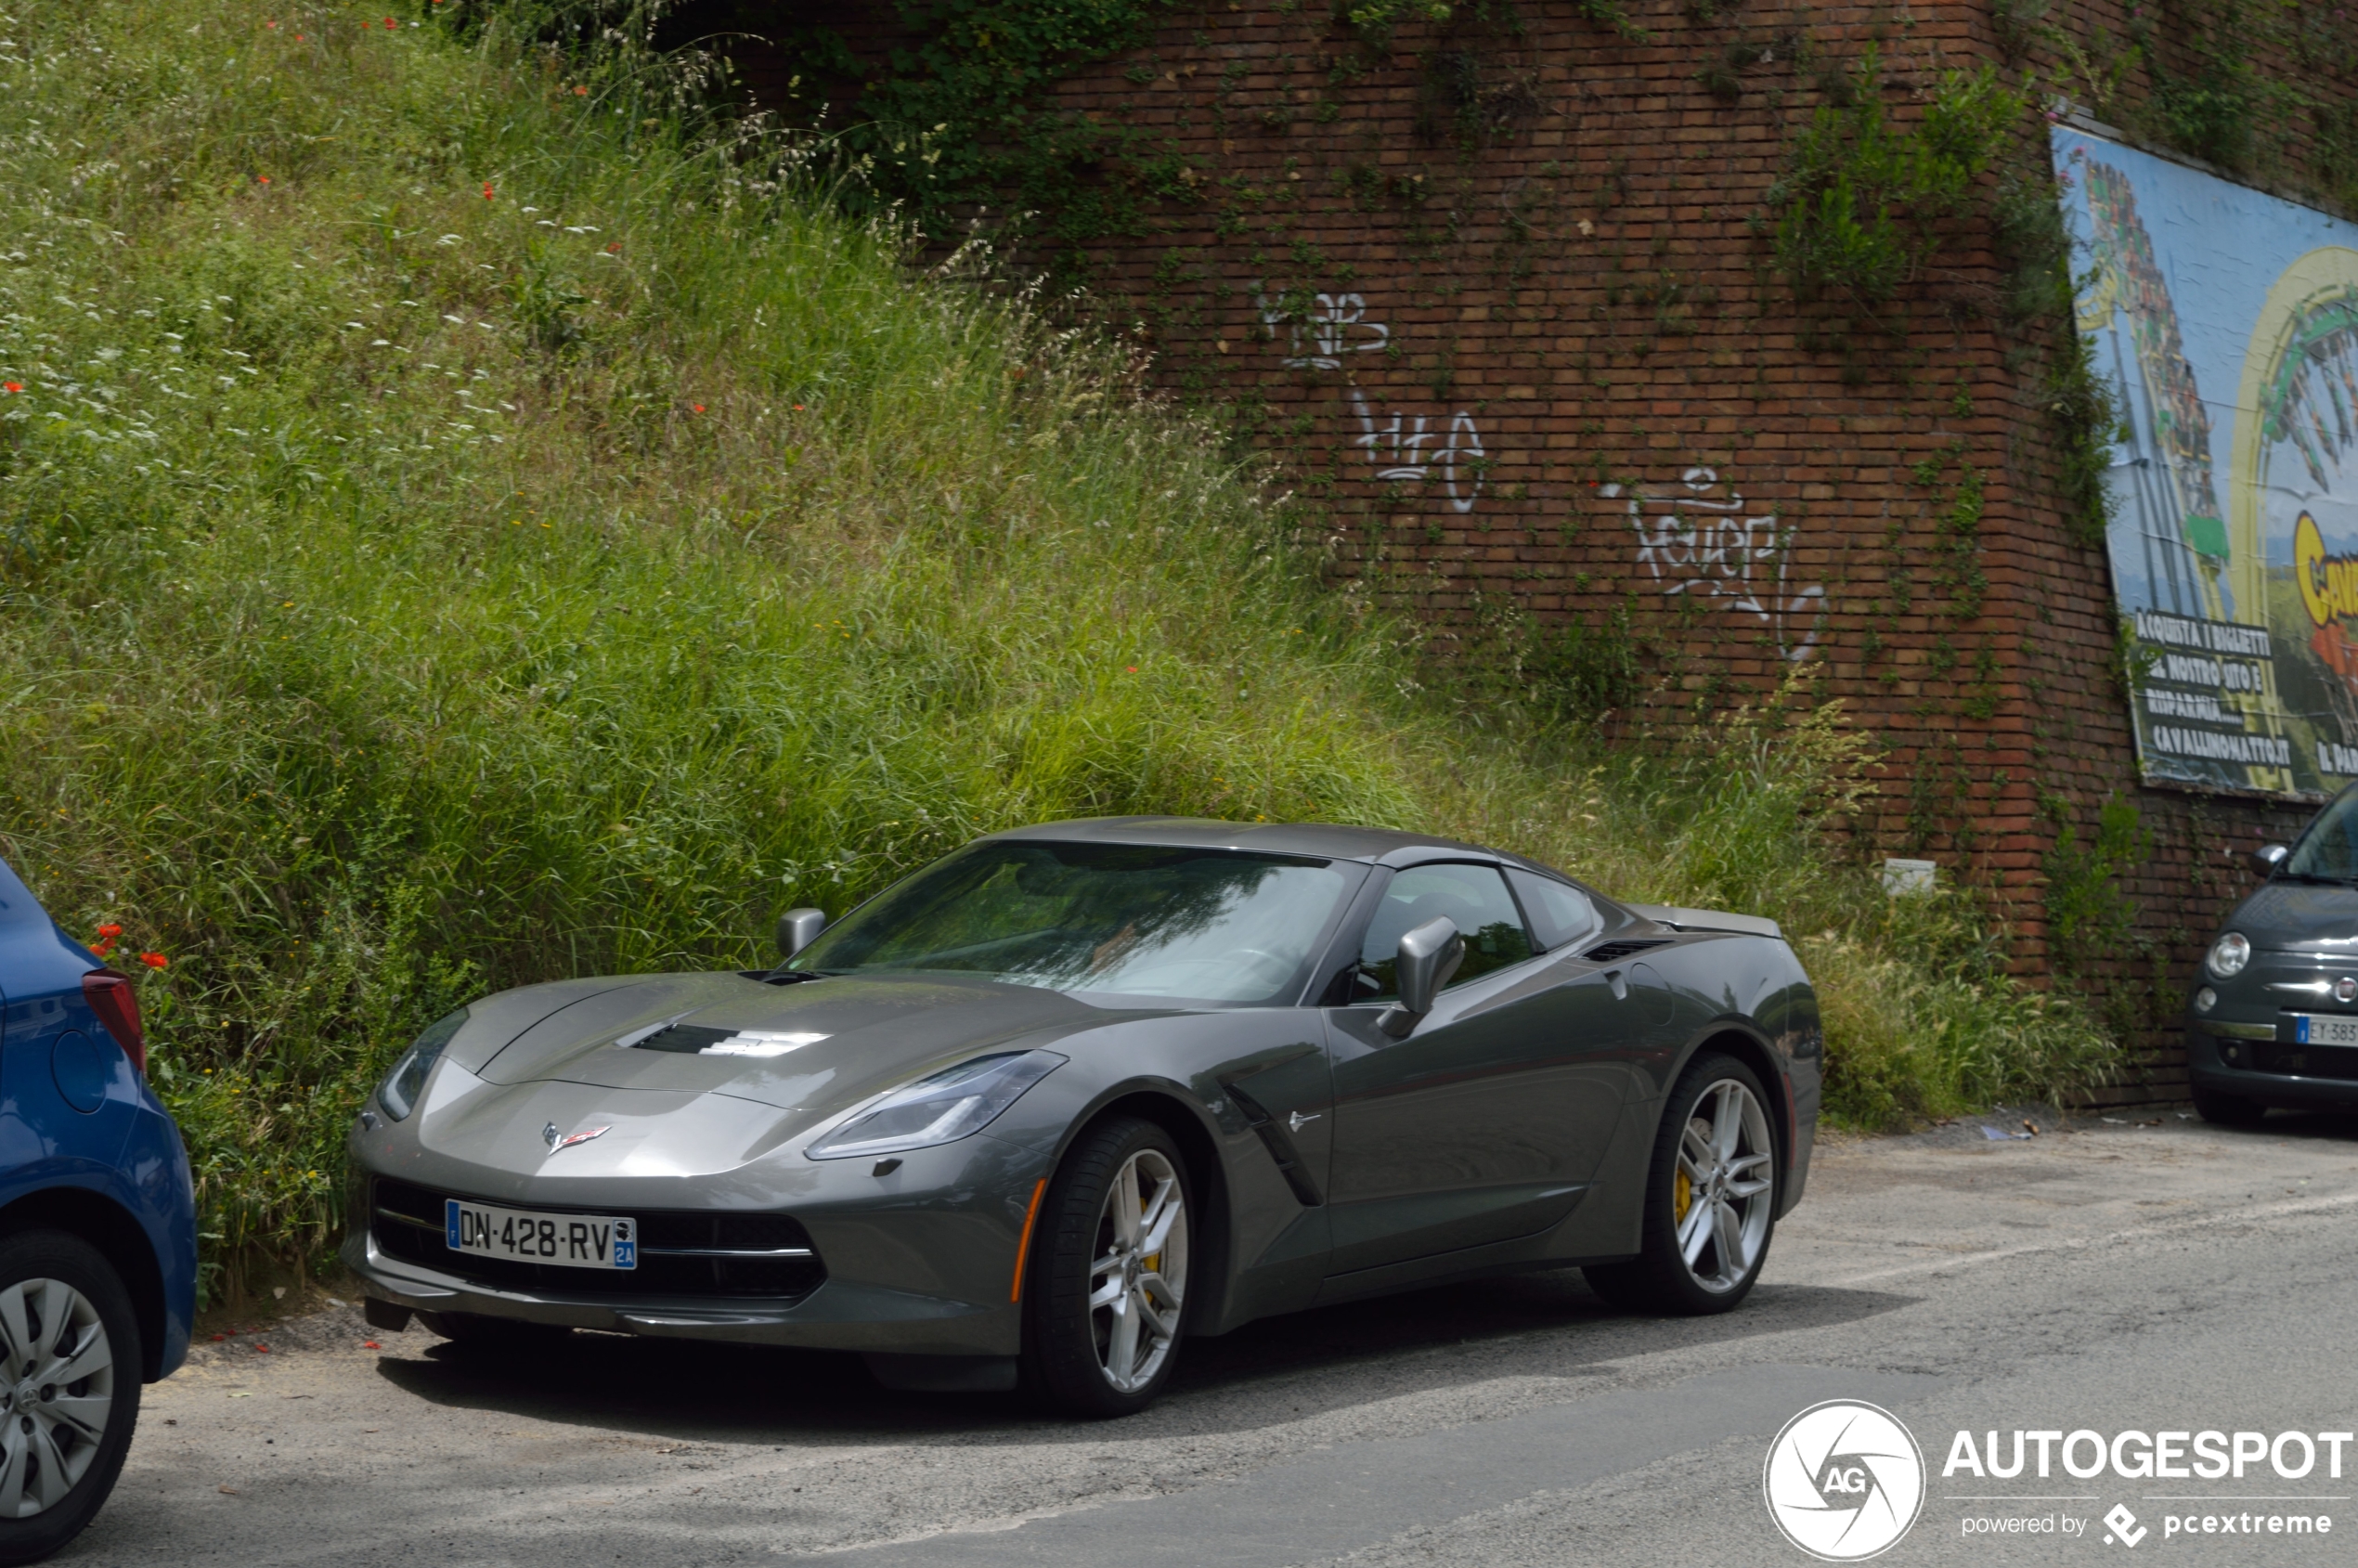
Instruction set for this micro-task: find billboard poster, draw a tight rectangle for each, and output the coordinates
[2054,123,2358,797]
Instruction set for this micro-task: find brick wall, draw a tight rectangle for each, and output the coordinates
[706,0,2358,1102]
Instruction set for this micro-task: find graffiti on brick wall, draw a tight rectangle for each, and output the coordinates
[1604,467,1825,661]
[1347,391,1486,514]
[1262,290,1389,369]
[1252,286,1484,513]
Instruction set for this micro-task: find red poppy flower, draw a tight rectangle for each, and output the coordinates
[482,182,495,201]
[257,175,270,185]
[1126,666,1139,673]
[362,1340,382,1350]
[96,924,122,939]
[604,240,620,253]
[382,17,396,29]
[139,952,168,969]
[792,403,805,411]
[692,404,705,413]
[2,383,19,395]
[265,19,277,28]
[574,84,589,97]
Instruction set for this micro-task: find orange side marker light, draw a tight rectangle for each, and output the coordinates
[1008,1178,1048,1302]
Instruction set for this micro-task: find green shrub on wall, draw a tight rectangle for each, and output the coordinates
[1769,51,2023,312]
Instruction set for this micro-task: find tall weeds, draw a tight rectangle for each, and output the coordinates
[0,0,2112,1299]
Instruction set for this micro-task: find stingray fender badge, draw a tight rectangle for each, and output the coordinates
[542,1121,612,1154]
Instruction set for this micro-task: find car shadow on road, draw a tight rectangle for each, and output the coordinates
[367,1269,1911,1445]
[1169,1270,1904,1400]
[2245,1108,2358,1141]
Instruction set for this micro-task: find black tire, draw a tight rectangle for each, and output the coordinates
[2192,1083,2269,1127]
[1020,1116,1195,1419]
[0,1231,142,1567]
[1585,1053,1780,1316]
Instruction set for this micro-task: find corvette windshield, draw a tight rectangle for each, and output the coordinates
[784,841,1354,1004]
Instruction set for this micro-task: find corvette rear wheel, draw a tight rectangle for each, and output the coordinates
[1586,1053,1778,1315]
[1021,1116,1193,1418]
[0,1232,140,1566]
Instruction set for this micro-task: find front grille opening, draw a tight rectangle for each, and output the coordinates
[371,1178,827,1302]
[2231,1042,2358,1082]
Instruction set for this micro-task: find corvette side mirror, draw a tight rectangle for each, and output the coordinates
[1380,916,1464,1039]
[777,907,829,959]
[2250,843,2289,878]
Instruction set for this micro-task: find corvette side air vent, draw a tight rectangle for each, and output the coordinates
[1584,939,1672,964]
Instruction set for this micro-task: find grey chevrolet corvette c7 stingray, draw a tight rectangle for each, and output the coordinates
[345,817,1821,1416]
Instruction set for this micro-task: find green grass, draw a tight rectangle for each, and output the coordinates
[0,1,2114,1302]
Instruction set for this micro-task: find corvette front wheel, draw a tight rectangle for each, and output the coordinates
[1021,1116,1193,1418]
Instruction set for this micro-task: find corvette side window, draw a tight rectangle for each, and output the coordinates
[1506,867,1600,952]
[1353,863,1535,1002]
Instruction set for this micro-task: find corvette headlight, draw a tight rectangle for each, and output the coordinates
[376,1006,470,1121]
[806,1050,1066,1160]
[2206,931,2252,980]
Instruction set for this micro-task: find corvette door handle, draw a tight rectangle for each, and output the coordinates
[1288,1110,1321,1133]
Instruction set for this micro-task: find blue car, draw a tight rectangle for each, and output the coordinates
[0,856,196,1563]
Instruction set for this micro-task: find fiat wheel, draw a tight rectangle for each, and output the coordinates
[1586,1053,1780,1315]
[1021,1116,1193,1418]
[0,1232,141,1566]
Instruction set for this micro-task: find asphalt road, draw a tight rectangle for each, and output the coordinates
[78,1107,2358,1567]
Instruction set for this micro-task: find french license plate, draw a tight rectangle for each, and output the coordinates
[445,1199,636,1270]
[2293,1014,2358,1047]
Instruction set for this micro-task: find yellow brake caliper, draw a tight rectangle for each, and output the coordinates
[1674,1165,1692,1225]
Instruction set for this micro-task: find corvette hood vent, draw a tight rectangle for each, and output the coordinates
[627,1022,830,1058]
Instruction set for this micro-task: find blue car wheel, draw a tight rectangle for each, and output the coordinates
[0,1231,140,1565]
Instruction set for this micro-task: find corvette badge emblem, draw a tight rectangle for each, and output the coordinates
[542,1122,611,1154]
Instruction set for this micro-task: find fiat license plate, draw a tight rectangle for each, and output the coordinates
[445,1199,636,1269]
[2293,1014,2358,1047]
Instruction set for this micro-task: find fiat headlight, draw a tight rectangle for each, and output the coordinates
[806,1050,1066,1160]
[2206,931,2252,980]
[376,1006,470,1121]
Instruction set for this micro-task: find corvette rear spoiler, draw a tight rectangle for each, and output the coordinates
[1625,902,1783,940]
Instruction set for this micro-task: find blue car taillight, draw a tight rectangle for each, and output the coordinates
[82,969,145,1075]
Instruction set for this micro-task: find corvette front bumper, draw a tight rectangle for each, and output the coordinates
[343,1227,1015,1355]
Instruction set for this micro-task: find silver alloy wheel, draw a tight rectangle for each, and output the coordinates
[0,1277,113,1517]
[1674,1079,1775,1293]
[1087,1147,1188,1393]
